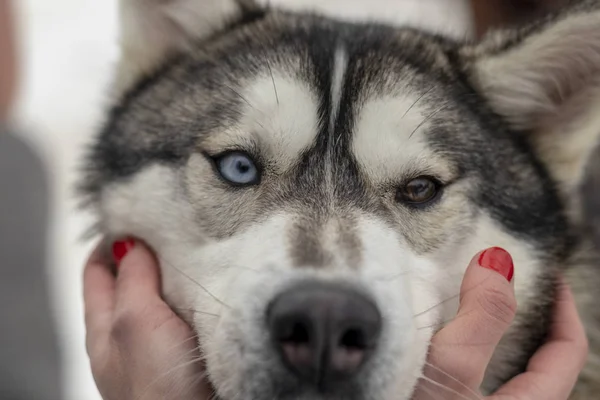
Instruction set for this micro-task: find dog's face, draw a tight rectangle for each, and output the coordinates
[82,1,600,399]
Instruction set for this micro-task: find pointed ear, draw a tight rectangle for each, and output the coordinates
[461,3,600,200]
[116,0,259,93]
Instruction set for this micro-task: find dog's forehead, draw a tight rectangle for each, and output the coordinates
[109,11,472,165]
[96,11,544,213]
[199,51,457,174]
[88,12,474,202]
[194,12,465,175]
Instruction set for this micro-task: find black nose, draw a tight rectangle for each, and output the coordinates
[267,282,382,387]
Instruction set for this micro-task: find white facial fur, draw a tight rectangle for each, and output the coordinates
[98,70,544,399]
[352,95,457,185]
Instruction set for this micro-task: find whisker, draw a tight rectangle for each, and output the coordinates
[402,86,435,119]
[413,293,460,319]
[171,341,203,361]
[220,83,269,132]
[136,354,205,400]
[162,334,200,355]
[424,361,483,400]
[171,307,222,318]
[158,255,232,309]
[416,317,454,331]
[421,308,481,332]
[267,61,280,106]
[413,272,495,319]
[418,374,480,400]
[222,83,253,108]
[169,345,204,366]
[408,104,448,139]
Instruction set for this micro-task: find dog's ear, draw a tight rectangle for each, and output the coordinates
[115,0,260,94]
[461,3,600,198]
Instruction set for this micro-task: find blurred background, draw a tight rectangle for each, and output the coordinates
[2,0,590,400]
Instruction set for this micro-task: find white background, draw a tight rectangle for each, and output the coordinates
[11,1,472,398]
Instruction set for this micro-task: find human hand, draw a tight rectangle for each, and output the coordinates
[413,248,589,400]
[83,239,212,400]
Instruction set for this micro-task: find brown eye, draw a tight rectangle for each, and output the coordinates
[396,177,440,205]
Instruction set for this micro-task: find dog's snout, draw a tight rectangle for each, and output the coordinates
[267,282,382,387]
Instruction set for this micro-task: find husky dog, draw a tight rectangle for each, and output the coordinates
[80,0,600,398]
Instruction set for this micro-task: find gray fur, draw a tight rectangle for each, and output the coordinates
[80,0,600,398]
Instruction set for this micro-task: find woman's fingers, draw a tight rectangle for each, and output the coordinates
[110,240,180,351]
[417,248,588,400]
[490,279,588,400]
[83,241,116,340]
[423,247,517,392]
[114,239,162,307]
[84,238,212,400]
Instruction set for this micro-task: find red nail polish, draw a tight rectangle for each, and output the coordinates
[478,247,514,282]
[112,238,136,264]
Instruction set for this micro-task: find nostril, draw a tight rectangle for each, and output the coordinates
[279,320,311,345]
[329,327,369,376]
[339,328,367,350]
[274,318,315,377]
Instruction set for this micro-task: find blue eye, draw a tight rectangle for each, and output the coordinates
[216,152,260,185]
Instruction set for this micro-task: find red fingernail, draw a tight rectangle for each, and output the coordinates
[478,247,514,282]
[112,238,136,264]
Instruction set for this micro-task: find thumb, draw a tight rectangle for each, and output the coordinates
[427,247,517,389]
[113,238,163,307]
